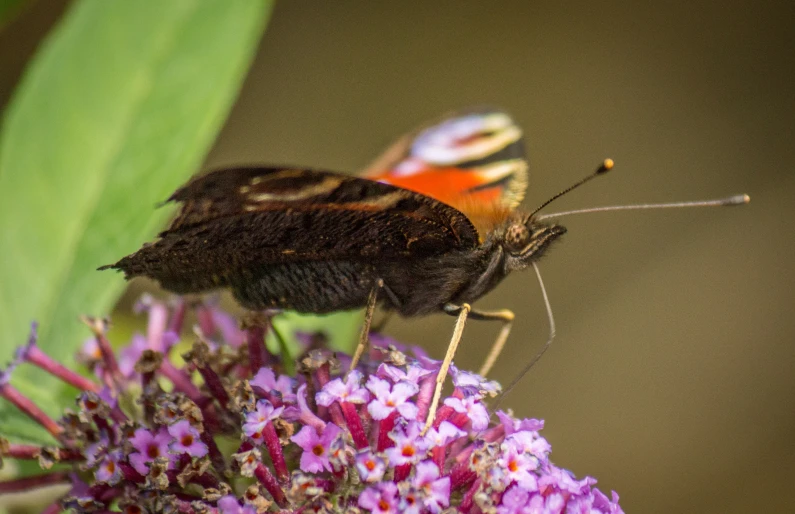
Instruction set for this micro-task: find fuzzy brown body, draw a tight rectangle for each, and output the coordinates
[102,167,564,316]
[229,244,505,316]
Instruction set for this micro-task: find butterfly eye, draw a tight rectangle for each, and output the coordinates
[504,223,530,253]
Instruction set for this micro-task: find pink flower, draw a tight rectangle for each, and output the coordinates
[359,482,399,514]
[377,363,433,384]
[496,443,539,491]
[497,486,543,514]
[592,490,624,514]
[316,370,370,406]
[128,428,173,475]
[83,437,109,468]
[94,451,122,485]
[117,334,148,377]
[168,420,208,457]
[290,422,342,473]
[250,367,296,403]
[398,485,423,514]
[538,463,597,496]
[423,420,466,447]
[217,496,257,514]
[450,364,501,397]
[412,460,450,513]
[497,410,544,434]
[282,383,326,432]
[209,308,246,348]
[385,421,429,466]
[356,450,387,483]
[366,376,419,420]
[242,399,284,443]
[507,430,551,463]
[77,338,102,364]
[443,395,489,430]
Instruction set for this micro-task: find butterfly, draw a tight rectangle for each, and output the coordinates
[102,108,565,430]
[101,108,747,430]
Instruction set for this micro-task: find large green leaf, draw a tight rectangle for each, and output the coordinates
[0,0,27,30]
[0,0,273,436]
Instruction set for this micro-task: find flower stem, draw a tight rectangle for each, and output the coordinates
[0,471,70,493]
[262,421,289,482]
[340,401,368,449]
[245,322,270,373]
[450,460,477,491]
[0,382,62,438]
[24,345,99,392]
[254,462,287,507]
[394,463,410,482]
[81,316,123,388]
[459,477,481,512]
[377,411,398,452]
[200,428,226,473]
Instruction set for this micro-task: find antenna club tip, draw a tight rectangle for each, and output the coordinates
[736,194,751,205]
[597,158,614,174]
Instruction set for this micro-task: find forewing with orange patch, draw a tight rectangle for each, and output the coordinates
[363,108,529,222]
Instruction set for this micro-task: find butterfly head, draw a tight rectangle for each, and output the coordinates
[501,216,566,271]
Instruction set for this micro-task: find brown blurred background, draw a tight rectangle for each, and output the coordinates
[3,1,794,512]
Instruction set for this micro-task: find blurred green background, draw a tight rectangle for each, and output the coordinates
[1,1,793,512]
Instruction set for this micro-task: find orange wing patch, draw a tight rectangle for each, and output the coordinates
[363,109,529,223]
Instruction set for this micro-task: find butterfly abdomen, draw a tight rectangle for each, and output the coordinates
[229,260,378,313]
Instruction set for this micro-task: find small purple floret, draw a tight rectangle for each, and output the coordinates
[117,334,148,378]
[167,420,208,458]
[356,450,387,483]
[412,460,450,513]
[359,481,399,513]
[385,421,429,466]
[443,395,489,431]
[316,369,369,406]
[496,443,540,491]
[217,495,257,514]
[250,367,296,403]
[366,376,419,420]
[94,451,122,485]
[290,422,342,473]
[377,363,433,385]
[242,399,284,443]
[128,428,173,475]
[423,420,466,448]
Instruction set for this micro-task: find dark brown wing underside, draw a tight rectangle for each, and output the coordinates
[102,167,480,294]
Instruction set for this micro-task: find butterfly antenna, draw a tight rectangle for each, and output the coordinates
[493,261,555,409]
[530,158,615,217]
[537,193,750,221]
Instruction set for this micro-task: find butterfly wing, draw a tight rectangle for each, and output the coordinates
[362,108,529,217]
[101,167,480,298]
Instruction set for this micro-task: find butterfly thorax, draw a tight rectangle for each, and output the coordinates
[375,215,566,316]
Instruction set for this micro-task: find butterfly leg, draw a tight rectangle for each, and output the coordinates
[467,307,515,377]
[347,279,383,375]
[423,302,471,434]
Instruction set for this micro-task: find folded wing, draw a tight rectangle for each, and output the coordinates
[101,167,480,294]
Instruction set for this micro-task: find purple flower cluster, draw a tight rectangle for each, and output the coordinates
[0,297,623,514]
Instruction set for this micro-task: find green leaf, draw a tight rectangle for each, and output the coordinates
[266,310,365,375]
[0,0,27,31]
[0,0,273,421]
[271,311,365,355]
